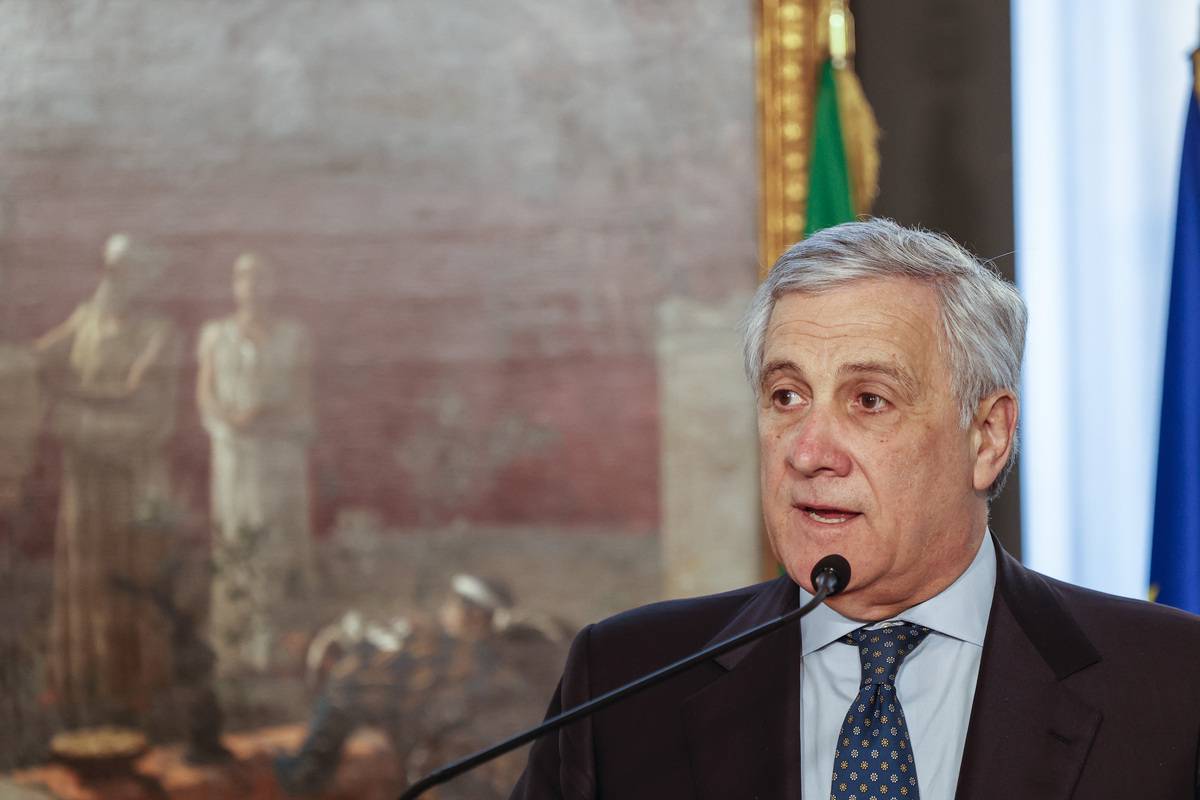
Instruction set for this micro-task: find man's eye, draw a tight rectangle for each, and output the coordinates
[771,389,802,408]
[858,392,889,412]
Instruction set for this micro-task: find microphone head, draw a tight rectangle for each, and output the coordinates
[810,554,851,596]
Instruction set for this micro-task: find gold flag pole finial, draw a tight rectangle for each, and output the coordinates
[1191,47,1200,100]
[823,0,879,217]
[828,0,850,68]
[1192,4,1200,96]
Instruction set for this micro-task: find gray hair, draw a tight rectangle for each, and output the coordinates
[742,218,1027,498]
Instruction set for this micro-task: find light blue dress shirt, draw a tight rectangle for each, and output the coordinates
[799,534,996,800]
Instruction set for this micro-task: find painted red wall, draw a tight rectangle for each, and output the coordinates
[0,1,758,544]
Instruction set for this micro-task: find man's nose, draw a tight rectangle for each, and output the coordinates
[786,406,853,478]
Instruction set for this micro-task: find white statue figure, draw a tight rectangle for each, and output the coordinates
[197,252,316,674]
[33,233,179,725]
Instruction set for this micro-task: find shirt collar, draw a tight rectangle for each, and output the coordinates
[798,532,996,656]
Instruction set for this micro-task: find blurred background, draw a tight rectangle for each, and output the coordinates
[0,1,1196,797]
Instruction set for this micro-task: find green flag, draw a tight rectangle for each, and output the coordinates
[804,59,856,237]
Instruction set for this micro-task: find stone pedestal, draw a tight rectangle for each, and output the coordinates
[656,294,761,599]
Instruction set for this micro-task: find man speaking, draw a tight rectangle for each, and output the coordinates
[510,219,1200,799]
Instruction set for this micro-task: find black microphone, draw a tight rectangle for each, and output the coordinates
[396,554,852,800]
[811,553,851,596]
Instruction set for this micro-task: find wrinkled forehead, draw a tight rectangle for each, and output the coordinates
[764,278,949,380]
[767,277,944,338]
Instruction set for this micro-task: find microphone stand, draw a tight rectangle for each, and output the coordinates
[397,568,843,800]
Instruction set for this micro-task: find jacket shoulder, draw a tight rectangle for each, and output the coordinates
[1043,571,1200,624]
[583,578,786,684]
[1038,570,1200,658]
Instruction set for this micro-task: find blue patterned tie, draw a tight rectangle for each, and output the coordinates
[829,622,931,800]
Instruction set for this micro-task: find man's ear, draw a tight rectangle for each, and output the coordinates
[971,390,1018,493]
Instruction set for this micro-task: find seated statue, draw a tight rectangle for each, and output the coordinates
[276,574,568,799]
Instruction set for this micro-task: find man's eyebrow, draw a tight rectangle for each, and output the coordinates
[840,361,918,396]
[760,359,919,398]
[760,359,801,386]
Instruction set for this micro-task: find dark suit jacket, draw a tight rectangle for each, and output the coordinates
[510,543,1200,799]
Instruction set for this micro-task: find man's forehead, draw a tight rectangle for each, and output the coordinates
[762,279,945,377]
[767,279,940,337]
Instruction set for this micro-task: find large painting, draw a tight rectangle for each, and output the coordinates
[0,1,769,797]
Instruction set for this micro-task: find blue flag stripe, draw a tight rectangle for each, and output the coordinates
[1151,87,1200,614]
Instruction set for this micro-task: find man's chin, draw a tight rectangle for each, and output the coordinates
[822,590,895,623]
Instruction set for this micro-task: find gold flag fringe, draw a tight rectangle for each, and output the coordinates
[832,64,880,216]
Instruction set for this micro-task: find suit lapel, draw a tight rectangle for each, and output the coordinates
[955,544,1103,799]
[674,545,1105,800]
[680,576,803,800]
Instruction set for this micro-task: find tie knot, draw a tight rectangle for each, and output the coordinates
[841,622,930,687]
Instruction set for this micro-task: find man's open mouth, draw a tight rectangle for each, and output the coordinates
[798,505,861,524]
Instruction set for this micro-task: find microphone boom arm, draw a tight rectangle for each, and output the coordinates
[397,571,842,800]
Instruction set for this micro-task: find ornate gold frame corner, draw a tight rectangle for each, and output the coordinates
[756,0,833,279]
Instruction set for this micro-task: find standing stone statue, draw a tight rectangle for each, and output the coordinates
[197,252,316,675]
[34,233,180,727]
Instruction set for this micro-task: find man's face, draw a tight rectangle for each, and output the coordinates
[757,277,988,620]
